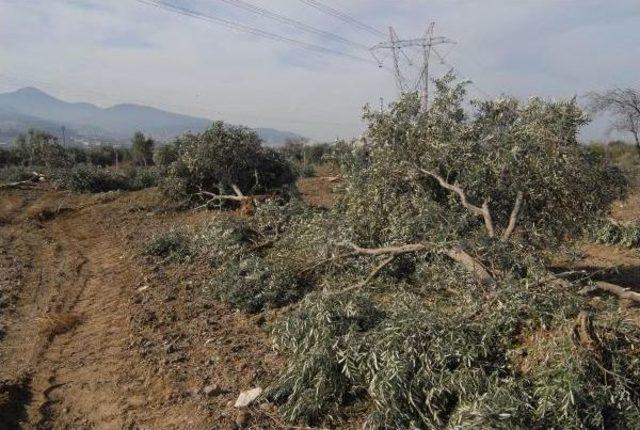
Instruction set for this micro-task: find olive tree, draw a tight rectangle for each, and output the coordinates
[13,129,70,168]
[131,131,155,166]
[161,121,296,205]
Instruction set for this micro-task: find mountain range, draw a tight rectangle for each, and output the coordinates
[0,87,303,146]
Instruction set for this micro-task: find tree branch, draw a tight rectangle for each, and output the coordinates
[339,241,428,256]
[502,191,524,240]
[420,169,495,238]
[341,241,495,286]
[333,255,396,294]
[0,171,45,190]
[444,246,495,286]
[580,281,640,306]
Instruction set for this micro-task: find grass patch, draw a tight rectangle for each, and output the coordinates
[143,230,193,262]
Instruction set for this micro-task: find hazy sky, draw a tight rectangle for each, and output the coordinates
[1,0,639,141]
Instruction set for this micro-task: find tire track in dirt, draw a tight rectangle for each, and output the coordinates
[1,196,202,429]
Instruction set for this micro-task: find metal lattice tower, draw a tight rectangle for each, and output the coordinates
[370,22,455,111]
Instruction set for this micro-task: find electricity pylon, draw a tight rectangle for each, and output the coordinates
[370,22,454,111]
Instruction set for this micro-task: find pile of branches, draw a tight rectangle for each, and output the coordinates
[591,218,640,249]
[159,121,296,208]
[197,76,639,428]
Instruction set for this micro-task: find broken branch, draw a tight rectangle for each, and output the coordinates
[580,281,640,306]
[339,241,428,256]
[340,241,495,286]
[334,255,396,294]
[0,171,46,190]
[502,191,524,240]
[444,246,495,286]
[420,169,495,238]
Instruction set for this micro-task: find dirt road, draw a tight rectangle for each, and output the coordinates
[0,189,274,429]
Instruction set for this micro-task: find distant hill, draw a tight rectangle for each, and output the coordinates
[0,87,303,145]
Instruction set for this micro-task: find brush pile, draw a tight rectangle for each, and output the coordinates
[199,76,637,428]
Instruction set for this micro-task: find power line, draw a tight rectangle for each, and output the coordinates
[134,0,377,65]
[214,0,370,50]
[431,48,494,98]
[297,0,385,38]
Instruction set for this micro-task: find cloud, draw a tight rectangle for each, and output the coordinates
[0,0,638,140]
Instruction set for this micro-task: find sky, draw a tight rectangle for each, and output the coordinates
[1,0,639,141]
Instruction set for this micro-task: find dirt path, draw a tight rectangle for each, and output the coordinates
[0,193,204,429]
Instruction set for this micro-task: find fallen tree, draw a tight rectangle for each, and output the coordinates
[195,75,638,429]
[160,121,296,207]
[0,171,45,189]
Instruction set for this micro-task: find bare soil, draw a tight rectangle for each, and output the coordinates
[0,184,302,429]
[1,174,638,429]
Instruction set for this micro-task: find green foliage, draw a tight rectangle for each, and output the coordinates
[268,278,640,429]
[143,229,193,261]
[210,255,304,313]
[297,163,315,177]
[153,142,179,167]
[12,129,71,168]
[160,121,296,204]
[267,293,384,424]
[279,139,336,178]
[53,164,158,193]
[256,77,636,428]
[0,165,34,183]
[0,147,20,168]
[358,75,627,249]
[591,219,640,248]
[131,131,155,166]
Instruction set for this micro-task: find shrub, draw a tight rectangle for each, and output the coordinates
[0,147,19,168]
[591,219,640,248]
[54,164,127,193]
[297,163,315,178]
[123,166,159,190]
[53,164,158,193]
[0,165,34,183]
[143,230,192,261]
[153,142,179,167]
[160,121,296,204]
[13,130,71,168]
[210,255,304,313]
[131,132,155,166]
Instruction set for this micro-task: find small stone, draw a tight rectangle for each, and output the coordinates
[234,387,262,408]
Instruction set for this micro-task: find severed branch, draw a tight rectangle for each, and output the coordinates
[580,281,640,306]
[502,191,524,240]
[573,311,602,355]
[503,192,524,238]
[339,241,428,256]
[420,169,495,238]
[334,255,396,294]
[231,184,245,198]
[0,171,46,190]
[339,241,495,287]
[444,246,496,286]
[298,252,356,275]
[193,183,274,211]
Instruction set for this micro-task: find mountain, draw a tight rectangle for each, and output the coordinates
[0,87,303,145]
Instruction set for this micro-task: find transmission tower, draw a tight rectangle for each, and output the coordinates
[370,22,454,111]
